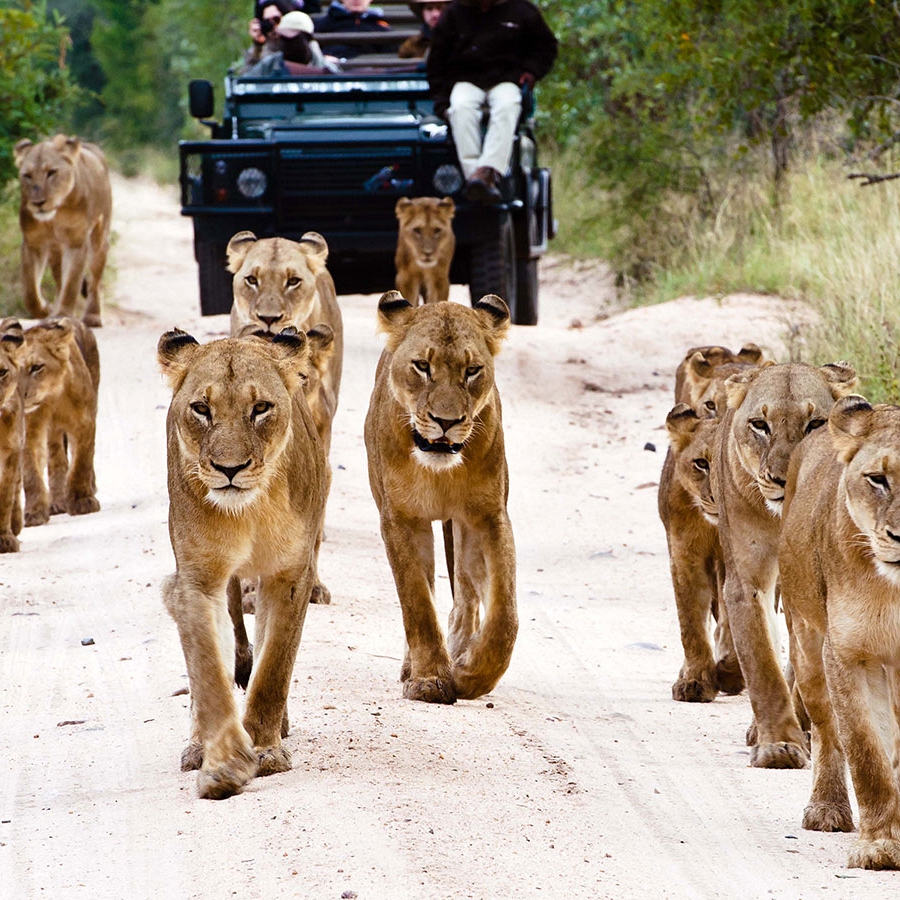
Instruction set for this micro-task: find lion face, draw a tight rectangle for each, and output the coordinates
[227,231,329,334]
[666,404,720,524]
[377,292,509,472]
[830,398,900,585]
[726,362,857,514]
[14,136,82,223]
[158,330,309,513]
[20,319,78,413]
[395,197,455,269]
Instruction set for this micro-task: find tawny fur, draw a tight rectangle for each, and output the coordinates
[394,197,456,305]
[0,319,25,552]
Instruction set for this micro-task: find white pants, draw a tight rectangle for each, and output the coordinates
[447,81,522,179]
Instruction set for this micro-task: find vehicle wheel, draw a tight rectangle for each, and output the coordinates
[469,212,517,314]
[514,258,539,326]
[196,241,233,316]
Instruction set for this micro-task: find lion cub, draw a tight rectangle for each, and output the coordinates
[15,135,112,327]
[20,318,100,526]
[0,319,25,552]
[365,291,516,704]
[780,396,900,869]
[712,360,857,769]
[394,196,456,305]
[158,328,328,800]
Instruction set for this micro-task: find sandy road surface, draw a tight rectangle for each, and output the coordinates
[2,175,899,899]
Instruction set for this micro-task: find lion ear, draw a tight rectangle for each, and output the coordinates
[737,343,764,365]
[269,327,310,393]
[665,403,702,450]
[723,361,774,410]
[438,196,455,218]
[298,232,329,275]
[395,197,413,220]
[157,329,200,388]
[52,134,81,163]
[306,323,334,353]
[14,140,33,169]
[829,394,873,463]
[820,361,858,399]
[473,294,510,353]
[376,290,415,346]
[226,231,258,273]
[0,318,24,349]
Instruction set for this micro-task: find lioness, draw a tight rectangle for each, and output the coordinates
[364,292,516,703]
[158,328,327,800]
[673,343,764,411]
[15,135,112,328]
[394,196,456,305]
[712,361,857,768]
[20,318,100,526]
[780,396,900,868]
[0,319,25,552]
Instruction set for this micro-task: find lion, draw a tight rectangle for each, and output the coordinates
[364,291,516,704]
[673,342,764,412]
[0,319,25,552]
[394,196,456,305]
[712,360,857,768]
[778,395,900,869]
[158,327,328,800]
[20,318,100,526]
[14,135,112,328]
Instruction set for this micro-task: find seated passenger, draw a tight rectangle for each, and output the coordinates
[398,0,449,60]
[244,10,342,75]
[243,0,301,72]
[314,0,391,60]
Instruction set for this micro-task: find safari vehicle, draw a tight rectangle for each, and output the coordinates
[178,3,555,324]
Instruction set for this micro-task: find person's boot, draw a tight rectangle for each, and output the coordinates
[464,166,502,205]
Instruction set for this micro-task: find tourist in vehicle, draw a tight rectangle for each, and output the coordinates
[243,10,342,75]
[314,0,391,60]
[243,0,298,71]
[427,0,557,205]
[398,0,450,59]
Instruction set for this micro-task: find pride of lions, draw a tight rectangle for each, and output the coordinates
[8,134,900,870]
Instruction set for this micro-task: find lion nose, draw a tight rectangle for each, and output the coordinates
[258,314,282,328]
[211,460,251,482]
[429,413,464,433]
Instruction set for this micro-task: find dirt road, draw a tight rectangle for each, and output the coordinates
[2,175,898,899]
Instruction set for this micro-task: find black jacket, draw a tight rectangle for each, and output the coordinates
[314,2,391,58]
[427,0,557,116]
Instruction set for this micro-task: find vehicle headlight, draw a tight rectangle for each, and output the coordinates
[237,167,267,199]
[433,164,464,195]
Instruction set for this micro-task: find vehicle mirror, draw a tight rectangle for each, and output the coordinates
[189,80,215,120]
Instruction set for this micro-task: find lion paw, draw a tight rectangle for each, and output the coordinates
[24,508,49,527]
[180,742,204,771]
[0,533,20,553]
[310,582,331,605]
[68,495,100,516]
[848,838,900,870]
[49,500,67,516]
[802,802,854,833]
[749,740,808,769]
[234,643,253,690]
[256,746,292,777]
[402,676,456,704]
[671,674,717,703]
[715,658,744,695]
[196,758,257,800]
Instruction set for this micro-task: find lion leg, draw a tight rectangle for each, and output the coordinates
[712,566,744,695]
[228,575,253,690]
[65,417,100,516]
[826,640,900,868]
[446,520,482,660]
[47,427,68,515]
[382,513,456,703]
[243,571,313,777]
[668,536,719,703]
[0,451,22,553]
[162,573,257,800]
[450,514,517,700]
[82,222,108,328]
[21,243,50,318]
[22,411,51,527]
[54,245,91,318]
[789,619,853,832]
[723,569,808,769]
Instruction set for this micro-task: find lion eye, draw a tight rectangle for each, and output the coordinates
[412,227,423,237]
[413,360,430,374]
[286,276,301,288]
[29,363,44,375]
[245,275,258,287]
[805,418,827,434]
[190,401,211,419]
[251,400,273,419]
[748,418,769,436]
[866,473,889,491]
[0,368,7,378]
[465,365,483,379]
[693,458,710,472]
[704,399,716,413]
[46,169,56,178]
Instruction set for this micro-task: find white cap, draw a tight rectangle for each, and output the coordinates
[277,10,314,36]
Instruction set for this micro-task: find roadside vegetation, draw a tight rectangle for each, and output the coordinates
[4,1,900,397]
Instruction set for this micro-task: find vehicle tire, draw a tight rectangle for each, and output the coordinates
[196,241,233,316]
[514,258,539,325]
[469,212,517,314]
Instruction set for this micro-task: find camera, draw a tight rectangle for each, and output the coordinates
[259,17,276,36]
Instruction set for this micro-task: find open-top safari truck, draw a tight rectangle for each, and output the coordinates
[178,3,555,324]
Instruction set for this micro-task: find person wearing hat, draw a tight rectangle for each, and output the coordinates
[313,0,391,60]
[243,0,297,72]
[243,9,341,75]
[427,0,557,205]
[398,0,451,60]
